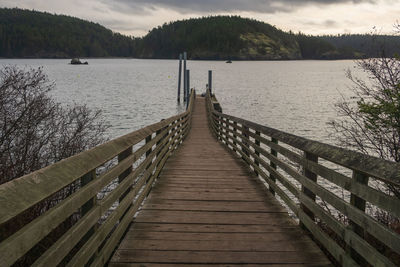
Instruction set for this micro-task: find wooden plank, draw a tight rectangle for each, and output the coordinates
[150,187,264,194]
[118,239,320,252]
[111,250,331,265]
[110,264,333,267]
[124,231,307,242]
[141,200,283,213]
[130,223,298,233]
[134,210,295,225]
[148,191,267,201]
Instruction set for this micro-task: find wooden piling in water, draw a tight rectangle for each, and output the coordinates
[186,69,190,109]
[177,54,182,102]
[208,70,212,95]
[183,52,187,102]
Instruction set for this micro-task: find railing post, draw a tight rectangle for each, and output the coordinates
[254,131,260,176]
[269,138,278,195]
[217,115,222,141]
[155,128,162,156]
[156,119,167,158]
[222,117,228,143]
[348,170,369,264]
[242,125,250,159]
[118,147,132,202]
[300,152,318,222]
[80,169,97,262]
[80,170,96,215]
[232,121,237,152]
[145,134,153,175]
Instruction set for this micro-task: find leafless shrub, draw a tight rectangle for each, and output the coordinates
[0,65,107,183]
[0,65,108,265]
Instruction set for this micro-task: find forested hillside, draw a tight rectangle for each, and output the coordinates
[1,8,399,59]
[135,16,302,60]
[0,8,137,58]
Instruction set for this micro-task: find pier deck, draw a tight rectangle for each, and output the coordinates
[109,97,330,266]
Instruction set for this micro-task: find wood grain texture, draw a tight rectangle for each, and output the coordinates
[109,97,330,266]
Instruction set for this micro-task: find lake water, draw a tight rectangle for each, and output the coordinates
[0,59,359,144]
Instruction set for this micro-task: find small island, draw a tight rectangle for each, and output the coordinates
[70,58,88,65]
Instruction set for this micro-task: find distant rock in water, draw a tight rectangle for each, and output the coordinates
[70,58,88,65]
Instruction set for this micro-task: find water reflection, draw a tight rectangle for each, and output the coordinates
[0,58,361,145]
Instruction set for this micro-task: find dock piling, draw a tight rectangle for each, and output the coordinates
[208,70,212,95]
[183,52,187,102]
[186,69,190,109]
[177,54,182,102]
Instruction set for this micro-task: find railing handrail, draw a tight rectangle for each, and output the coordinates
[213,110,400,186]
[0,112,186,224]
[205,89,400,267]
[207,91,400,186]
[0,89,196,266]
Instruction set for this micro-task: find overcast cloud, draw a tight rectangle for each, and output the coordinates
[101,0,376,14]
[0,0,398,36]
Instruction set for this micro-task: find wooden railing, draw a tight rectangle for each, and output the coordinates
[206,90,400,266]
[0,90,195,266]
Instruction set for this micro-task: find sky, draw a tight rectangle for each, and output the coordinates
[1,0,399,37]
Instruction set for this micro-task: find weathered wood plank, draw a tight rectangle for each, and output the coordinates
[118,239,320,251]
[111,250,331,264]
[135,210,296,225]
[148,191,266,201]
[130,223,298,233]
[110,264,333,267]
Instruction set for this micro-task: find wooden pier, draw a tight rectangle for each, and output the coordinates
[1,89,399,267]
[110,97,330,266]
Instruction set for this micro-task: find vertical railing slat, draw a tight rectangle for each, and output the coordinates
[232,121,238,152]
[300,152,318,222]
[118,147,133,202]
[269,137,278,195]
[242,125,250,159]
[348,170,369,264]
[254,131,260,176]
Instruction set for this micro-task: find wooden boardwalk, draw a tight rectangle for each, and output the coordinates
[110,97,331,266]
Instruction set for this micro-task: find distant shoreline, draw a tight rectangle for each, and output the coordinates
[0,57,360,61]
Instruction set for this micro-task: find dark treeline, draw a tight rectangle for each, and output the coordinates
[0,8,137,58]
[1,8,400,60]
[320,34,400,58]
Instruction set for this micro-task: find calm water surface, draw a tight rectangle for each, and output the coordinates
[1,59,359,143]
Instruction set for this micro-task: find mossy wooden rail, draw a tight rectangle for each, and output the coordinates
[0,91,195,266]
[206,89,400,266]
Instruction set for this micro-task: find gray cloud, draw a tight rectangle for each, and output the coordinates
[101,0,376,14]
[323,19,338,27]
